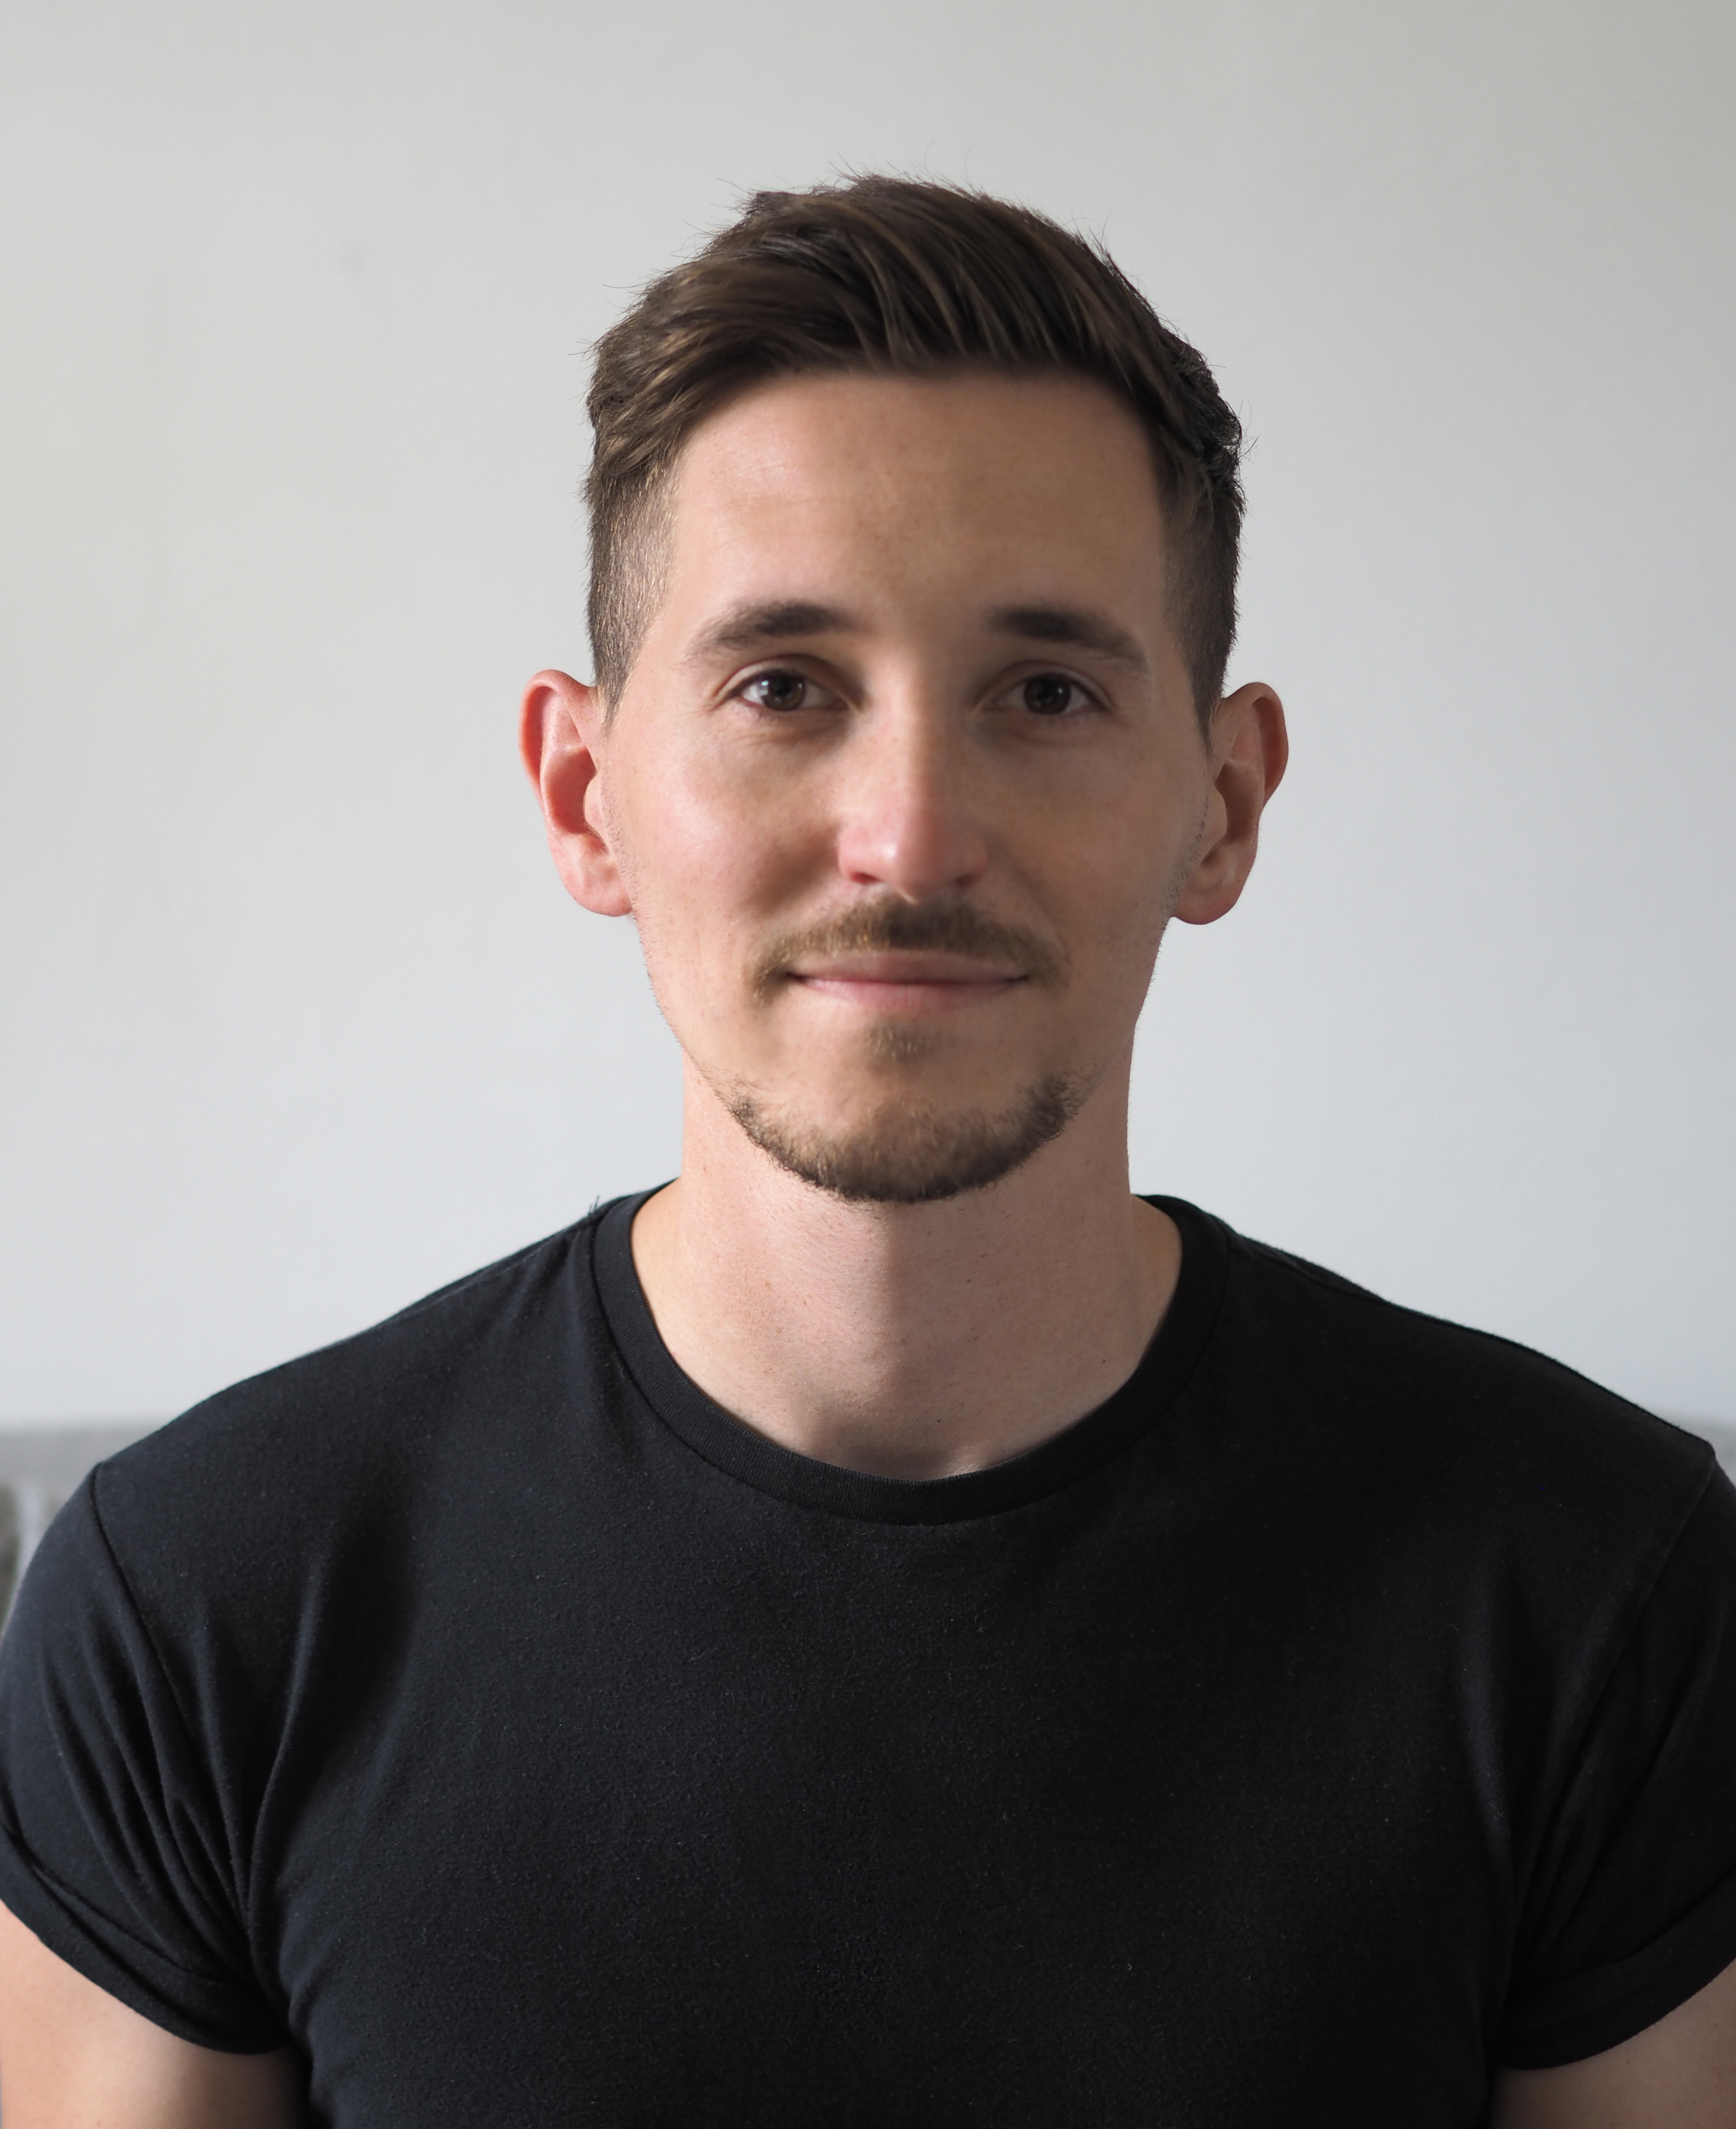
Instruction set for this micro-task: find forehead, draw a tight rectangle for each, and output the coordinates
[657,371,1170,629]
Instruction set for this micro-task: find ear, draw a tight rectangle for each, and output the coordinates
[519,670,634,917]
[1171,681,1288,926]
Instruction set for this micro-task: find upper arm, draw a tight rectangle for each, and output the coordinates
[1490,1954,1736,2129]
[0,1899,304,2129]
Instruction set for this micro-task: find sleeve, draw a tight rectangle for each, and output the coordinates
[1498,1464,1736,2067]
[0,1474,286,2051]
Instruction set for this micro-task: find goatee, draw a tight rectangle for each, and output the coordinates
[725,893,1083,1203]
[726,1073,1082,1205]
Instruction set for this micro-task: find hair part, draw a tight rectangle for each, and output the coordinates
[585,176,1244,722]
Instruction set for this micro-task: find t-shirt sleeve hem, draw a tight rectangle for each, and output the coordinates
[0,1826,288,2055]
[1497,1860,1736,2069]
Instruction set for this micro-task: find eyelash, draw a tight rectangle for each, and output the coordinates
[733,668,1102,718]
[1014,674,1096,718]
[739,669,827,712]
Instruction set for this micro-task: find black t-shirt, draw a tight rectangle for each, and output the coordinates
[3,1196,1736,2126]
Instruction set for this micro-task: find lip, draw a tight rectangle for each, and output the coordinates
[787,952,1027,1013]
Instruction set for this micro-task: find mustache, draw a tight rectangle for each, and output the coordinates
[751,896,1069,998]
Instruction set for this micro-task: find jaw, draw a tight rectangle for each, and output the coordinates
[719,1064,1086,1207]
[686,991,1129,1208]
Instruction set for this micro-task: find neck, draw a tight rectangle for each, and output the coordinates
[629,1053,1180,1479]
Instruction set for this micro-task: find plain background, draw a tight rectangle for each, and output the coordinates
[3,0,1732,1432]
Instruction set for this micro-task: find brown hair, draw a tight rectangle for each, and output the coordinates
[586,176,1244,718]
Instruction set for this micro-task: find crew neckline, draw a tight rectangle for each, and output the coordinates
[589,1191,1230,1524]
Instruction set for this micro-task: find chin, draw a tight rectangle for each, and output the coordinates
[726,1073,1082,1205]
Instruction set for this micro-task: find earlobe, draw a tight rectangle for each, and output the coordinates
[1170,682,1288,928]
[519,669,634,918]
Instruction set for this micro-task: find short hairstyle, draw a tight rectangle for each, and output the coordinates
[586,177,1244,720]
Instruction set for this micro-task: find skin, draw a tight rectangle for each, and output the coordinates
[4,368,1730,2121]
[528,372,1283,1476]
[1489,1961,1736,2127]
[0,1899,302,2126]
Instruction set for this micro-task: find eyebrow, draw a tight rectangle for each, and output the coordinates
[686,600,854,665]
[685,596,1151,674]
[986,604,1150,675]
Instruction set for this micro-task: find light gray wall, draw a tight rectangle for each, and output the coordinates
[3,0,1732,1429]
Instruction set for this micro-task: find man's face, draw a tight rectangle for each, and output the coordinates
[572,372,1227,1203]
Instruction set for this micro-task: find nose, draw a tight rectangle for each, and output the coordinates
[831,694,990,902]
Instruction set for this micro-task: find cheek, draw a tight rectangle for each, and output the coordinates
[611,748,813,995]
[1032,779,1193,959]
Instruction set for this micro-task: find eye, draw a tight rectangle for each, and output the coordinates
[1013,672,1093,718]
[740,669,831,712]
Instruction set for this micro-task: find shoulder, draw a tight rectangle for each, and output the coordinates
[74,1210,619,1643]
[0,1210,637,1909]
[1169,1203,1717,1583]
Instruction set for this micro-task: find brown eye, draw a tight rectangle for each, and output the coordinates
[1021,674,1080,717]
[746,671,811,711]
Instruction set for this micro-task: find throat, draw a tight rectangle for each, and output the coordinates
[627,1144,1181,1479]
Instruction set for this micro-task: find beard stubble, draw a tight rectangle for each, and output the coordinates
[722,896,1085,1206]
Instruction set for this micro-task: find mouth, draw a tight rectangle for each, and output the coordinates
[786,952,1028,1014]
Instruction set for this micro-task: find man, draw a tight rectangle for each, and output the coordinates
[2,178,1734,2126]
